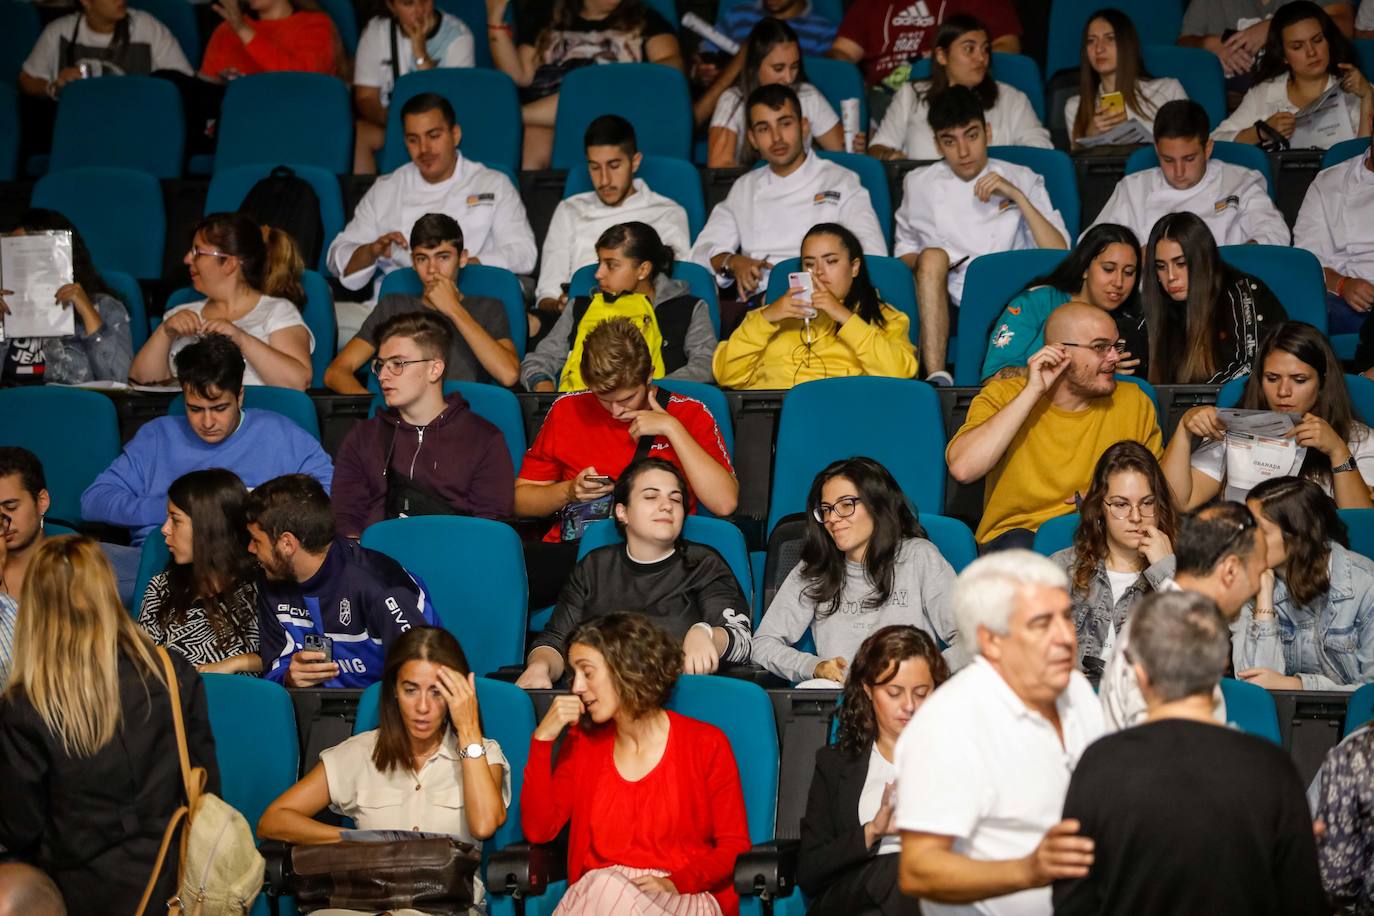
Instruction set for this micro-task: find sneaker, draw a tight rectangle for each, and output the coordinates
[926,370,954,387]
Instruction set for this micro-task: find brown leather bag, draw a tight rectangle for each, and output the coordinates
[290,837,481,914]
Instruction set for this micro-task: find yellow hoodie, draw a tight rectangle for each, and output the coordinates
[711,303,919,390]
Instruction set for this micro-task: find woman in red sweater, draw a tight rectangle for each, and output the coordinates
[200,0,339,81]
[522,612,751,915]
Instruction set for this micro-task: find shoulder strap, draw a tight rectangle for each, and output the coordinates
[157,646,195,798]
[389,19,400,86]
[631,388,663,462]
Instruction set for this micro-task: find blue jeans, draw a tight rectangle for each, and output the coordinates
[1328,291,1368,336]
[101,542,141,611]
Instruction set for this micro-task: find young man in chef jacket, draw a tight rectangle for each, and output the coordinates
[691,83,887,313]
[893,85,1068,386]
[1088,99,1290,250]
[1294,133,1374,336]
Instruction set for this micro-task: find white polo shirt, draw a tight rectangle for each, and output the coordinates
[1088,159,1290,248]
[691,151,888,289]
[894,655,1105,916]
[871,80,1052,160]
[1294,148,1374,282]
[893,158,1067,305]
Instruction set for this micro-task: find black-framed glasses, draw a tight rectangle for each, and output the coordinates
[1104,497,1157,520]
[370,356,437,376]
[813,495,862,523]
[1062,339,1126,358]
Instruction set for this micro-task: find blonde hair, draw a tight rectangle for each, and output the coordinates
[580,317,654,392]
[7,536,163,757]
[262,225,305,308]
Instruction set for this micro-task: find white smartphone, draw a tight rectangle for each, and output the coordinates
[788,272,818,318]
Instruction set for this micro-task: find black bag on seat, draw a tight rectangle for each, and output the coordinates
[239,165,325,267]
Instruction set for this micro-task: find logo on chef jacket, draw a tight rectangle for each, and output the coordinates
[1214,195,1239,212]
[338,598,352,626]
[813,190,842,205]
[997,199,1017,212]
[466,193,496,207]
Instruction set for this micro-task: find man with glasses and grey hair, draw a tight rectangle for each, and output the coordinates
[947,301,1162,553]
[894,549,1104,916]
[1054,590,1324,915]
[330,310,514,539]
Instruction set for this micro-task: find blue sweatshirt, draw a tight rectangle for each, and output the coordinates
[256,538,441,688]
[80,409,334,545]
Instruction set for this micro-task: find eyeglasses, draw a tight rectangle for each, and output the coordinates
[1061,339,1126,358]
[370,356,436,376]
[1104,497,1157,520]
[813,495,862,523]
[187,246,230,260]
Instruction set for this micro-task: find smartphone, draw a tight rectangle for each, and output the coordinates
[1100,91,1125,116]
[788,272,818,318]
[586,475,614,487]
[303,633,333,662]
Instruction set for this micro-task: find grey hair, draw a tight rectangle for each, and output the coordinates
[1127,590,1230,703]
[953,550,1069,654]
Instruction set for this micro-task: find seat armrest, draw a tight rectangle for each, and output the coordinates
[259,840,293,896]
[734,839,800,899]
[487,841,568,897]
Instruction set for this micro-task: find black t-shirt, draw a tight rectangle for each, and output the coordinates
[1053,719,1326,916]
[1,338,46,386]
[516,4,672,49]
[355,293,510,385]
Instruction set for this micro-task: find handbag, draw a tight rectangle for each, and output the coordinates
[137,647,265,916]
[290,837,481,914]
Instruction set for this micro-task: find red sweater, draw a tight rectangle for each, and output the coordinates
[521,712,752,915]
[201,11,338,79]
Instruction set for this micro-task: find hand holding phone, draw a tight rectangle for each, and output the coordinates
[789,272,818,319]
[303,633,334,662]
[1100,91,1125,116]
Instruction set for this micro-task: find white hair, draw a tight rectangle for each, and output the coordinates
[954,550,1068,655]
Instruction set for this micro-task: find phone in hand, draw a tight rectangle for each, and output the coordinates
[586,475,614,487]
[1100,91,1125,116]
[303,633,334,662]
[788,272,818,318]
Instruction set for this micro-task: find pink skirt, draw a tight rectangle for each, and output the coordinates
[554,866,724,916]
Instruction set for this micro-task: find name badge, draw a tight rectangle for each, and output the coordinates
[1214,195,1239,212]
[813,190,841,204]
[466,193,496,207]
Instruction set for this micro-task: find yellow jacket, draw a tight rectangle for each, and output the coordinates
[711,304,919,390]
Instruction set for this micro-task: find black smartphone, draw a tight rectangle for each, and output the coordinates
[586,475,614,487]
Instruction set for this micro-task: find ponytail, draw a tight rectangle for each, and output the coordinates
[261,226,306,309]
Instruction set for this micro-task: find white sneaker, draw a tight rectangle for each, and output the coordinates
[926,370,954,387]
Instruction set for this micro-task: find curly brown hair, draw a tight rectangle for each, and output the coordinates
[568,613,682,719]
[1071,441,1178,594]
[835,626,949,755]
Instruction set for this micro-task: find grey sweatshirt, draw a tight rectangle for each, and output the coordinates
[751,537,965,683]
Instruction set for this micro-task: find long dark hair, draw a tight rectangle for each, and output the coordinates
[596,221,674,284]
[159,469,257,650]
[1070,441,1179,593]
[373,627,475,774]
[15,208,114,300]
[800,457,926,618]
[1142,211,1227,384]
[802,223,888,329]
[1248,476,1349,607]
[1023,222,1140,299]
[1255,0,1357,84]
[1238,320,1357,486]
[926,14,998,110]
[737,17,807,101]
[835,625,949,755]
[538,0,647,57]
[1073,9,1156,142]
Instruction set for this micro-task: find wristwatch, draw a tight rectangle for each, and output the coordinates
[1333,455,1359,474]
[460,741,486,760]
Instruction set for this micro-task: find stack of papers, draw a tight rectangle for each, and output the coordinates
[1076,119,1153,148]
[1217,408,1308,501]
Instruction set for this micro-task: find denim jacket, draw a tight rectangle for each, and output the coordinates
[0,294,132,384]
[1235,542,1374,691]
[1051,548,1176,668]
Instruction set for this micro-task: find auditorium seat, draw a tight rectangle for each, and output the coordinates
[1345,682,1374,736]
[361,516,528,675]
[169,386,322,440]
[32,166,166,280]
[1339,509,1374,565]
[551,64,692,170]
[1143,45,1226,130]
[101,269,150,350]
[0,387,121,527]
[569,260,721,336]
[132,533,169,619]
[951,248,1068,386]
[1218,244,1328,334]
[130,0,202,67]
[205,163,346,275]
[435,0,497,67]
[0,0,40,92]
[314,0,358,55]
[1219,677,1283,745]
[375,264,529,358]
[561,154,707,239]
[804,56,867,134]
[378,68,522,175]
[367,379,526,469]
[988,145,1081,239]
[816,150,893,246]
[1323,137,1370,169]
[1031,511,1080,556]
[1046,0,1184,77]
[0,85,17,181]
[215,73,353,175]
[1126,140,1275,198]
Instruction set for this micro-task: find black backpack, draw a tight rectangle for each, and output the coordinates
[239,165,325,267]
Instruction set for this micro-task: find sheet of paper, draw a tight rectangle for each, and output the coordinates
[1290,83,1347,148]
[0,233,75,339]
[1217,409,1307,501]
[1075,119,1153,148]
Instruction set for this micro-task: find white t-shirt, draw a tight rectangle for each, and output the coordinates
[354,13,476,107]
[871,80,1052,160]
[22,9,192,81]
[1358,0,1374,30]
[710,82,840,161]
[1294,146,1374,281]
[1191,421,1374,496]
[164,295,314,388]
[1064,77,1189,142]
[894,655,1105,916]
[857,745,901,856]
[1212,74,1365,147]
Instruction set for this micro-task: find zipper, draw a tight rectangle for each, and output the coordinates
[408,426,426,479]
[194,815,235,906]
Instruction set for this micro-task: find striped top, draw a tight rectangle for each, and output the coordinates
[712,1,838,54]
[0,593,15,687]
[138,574,260,670]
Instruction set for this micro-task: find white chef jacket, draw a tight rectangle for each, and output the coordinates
[1295,148,1374,280]
[1212,74,1365,146]
[534,178,692,302]
[327,152,537,299]
[871,80,1052,160]
[894,158,1067,305]
[691,151,888,289]
[1088,159,1291,247]
[1064,77,1189,142]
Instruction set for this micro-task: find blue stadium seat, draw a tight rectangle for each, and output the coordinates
[988,145,1081,239]
[32,166,166,280]
[1323,137,1369,169]
[130,0,202,66]
[1359,40,1374,83]
[1346,682,1374,736]
[1031,511,1079,556]
[1046,0,1184,78]
[205,163,346,275]
[577,516,754,614]
[552,64,692,170]
[569,261,721,337]
[100,269,149,351]
[0,387,120,527]
[657,378,735,457]
[313,0,358,54]
[1339,509,1374,565]
[816,150,892,246]
[952,248,1067,386]
[640,0,678,27]
[804,56,866,134]
[910,53,1045,121]
[561,154,707,239]
[374,264,528,358]
[1126,140,1275,198]
[361,516,528,675]
[769,378,944,534]
[1219,373,1374,426]
[0,85,16,181]
[1142,45,1226,130]
[52,76,187,177]
[764,255,919,339]
[922,514,978,572]
[435,0,496,67]
[0,1,40,90]
[168,386,321,439]
[131,524,170,619]
[216,73,352,175]
[379,68,522,175]
[367,379,526,469]
[1219,677,1282,745]
[1218,244,1327,334]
